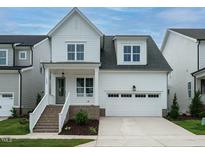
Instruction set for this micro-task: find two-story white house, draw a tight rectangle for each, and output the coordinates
[29,8,171,133]
[0,8,171,133]
[162,28,205,113]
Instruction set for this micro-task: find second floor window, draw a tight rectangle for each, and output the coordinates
[19,51,27,60]
[67,43,84,61]
[124,45,140,62]
[0,49,8,66]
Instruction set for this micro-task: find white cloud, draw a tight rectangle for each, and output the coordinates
[157,8,205,23]
[16,23,51,29]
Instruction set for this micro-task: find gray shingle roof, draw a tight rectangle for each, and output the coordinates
[170,29,205,40]
[100,36,172,71]
[0,65,32,70]
[0,35,48,46]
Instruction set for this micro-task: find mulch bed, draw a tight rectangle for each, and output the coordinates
[59,120,99,135]
[177,115,200,120]
[165,114,201,121]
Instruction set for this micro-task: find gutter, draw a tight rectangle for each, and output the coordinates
[18,69,22,116]
[30,46,34,66]
[197,40,200,70]
[12,44,15,66]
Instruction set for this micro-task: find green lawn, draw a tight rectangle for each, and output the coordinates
[173,119,205,135]
[0,118,29,135]
[0,139,94,147]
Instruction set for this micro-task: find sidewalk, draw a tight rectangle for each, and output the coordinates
[0,133,97,140]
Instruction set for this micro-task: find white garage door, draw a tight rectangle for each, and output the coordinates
[105,93,162,116]
[0,93,14,117]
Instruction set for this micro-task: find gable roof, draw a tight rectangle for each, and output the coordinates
[101,35,172,71]
[0,35,47,46]
[48,7,103,36]
[170,28,205,40]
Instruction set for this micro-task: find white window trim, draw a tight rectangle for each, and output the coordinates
[0,49,8,66]
[66,43,85,61]
[76,77,94,97]
[123,45,141,63]
[19,51,27,60]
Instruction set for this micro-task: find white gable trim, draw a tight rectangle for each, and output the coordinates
[48,7,103,37]
[161,29,197,52]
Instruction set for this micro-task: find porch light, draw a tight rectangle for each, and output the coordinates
[62,72,65,78]
[132,85,136,92]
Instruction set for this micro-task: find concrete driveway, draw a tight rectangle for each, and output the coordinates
[89,117,205,147]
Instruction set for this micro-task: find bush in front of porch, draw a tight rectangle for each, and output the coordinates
[60,110,99,135]
[189,91,203,117]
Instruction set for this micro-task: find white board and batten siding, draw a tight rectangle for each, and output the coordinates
[99,71,167,116]
[199,41,205,69]
[162,31,197,113]
[51,12,101,63]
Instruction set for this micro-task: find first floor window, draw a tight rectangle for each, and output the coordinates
[0,50,7,65]
[76,78,93,97]
[201,79,205,94]
[188,82,191,98]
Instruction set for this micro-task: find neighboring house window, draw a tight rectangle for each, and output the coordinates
[123,45,140,62]
[201,79,205,94]
[76,78,93,97]
[188,82,191,98]
[67,43,84,61]
[19,51,27,60]
[0,49,8,66]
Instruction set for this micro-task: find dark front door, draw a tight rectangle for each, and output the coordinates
[56,77,65,104]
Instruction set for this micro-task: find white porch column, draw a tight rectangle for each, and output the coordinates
[94,67,99,106]
[45,67,50,95]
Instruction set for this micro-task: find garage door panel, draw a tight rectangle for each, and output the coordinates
[0,93,14,117]
[105,93,162,116]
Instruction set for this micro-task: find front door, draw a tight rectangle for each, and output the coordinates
[56,77,65,104]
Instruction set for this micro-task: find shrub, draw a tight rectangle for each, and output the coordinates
[10,107,18,118]
[19,118,29,125]
[36,92,42,106]
[198,111,205,118]
[75,110,88,125]
[89,127,97,135]
[189,91,203,117]
[169,93,179,119]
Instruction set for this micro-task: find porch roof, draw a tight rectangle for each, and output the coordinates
[192,67,205,77]
[42,61,101,69]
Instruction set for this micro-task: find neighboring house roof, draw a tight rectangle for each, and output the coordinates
[191,67,205,76]
[0,35,47,46]
[0,65,32,70]
[170,28,205,40]
[100,35,172,71]
[48,7,103,36]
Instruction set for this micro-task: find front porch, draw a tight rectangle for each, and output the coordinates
[192,68,205,103]
[29,62,101,133]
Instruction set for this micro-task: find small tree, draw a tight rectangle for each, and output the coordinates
[189,91,203,117]
[169,93,179,119]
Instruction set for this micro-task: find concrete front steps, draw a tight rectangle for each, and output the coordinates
[33,105,62,133]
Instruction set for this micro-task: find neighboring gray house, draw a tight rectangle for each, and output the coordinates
[162,29,205,113]
[0,35,48,116]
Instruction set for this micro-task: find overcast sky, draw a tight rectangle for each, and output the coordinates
[0,7,205,46]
